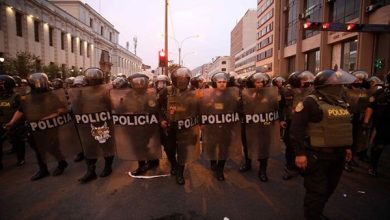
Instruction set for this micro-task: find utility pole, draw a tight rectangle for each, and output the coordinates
[164,0,169,76]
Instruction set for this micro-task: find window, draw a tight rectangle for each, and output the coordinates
[287,56,296,74]
[257,0,273,17]
[257,9,274,28]
[71,37,74,53]
[15,12,23,37]
[80,40,83,55]
[109,32,112,41]
[61,32,65,50]
[257,22,273,39]
[285,0,298,46]
[49,27,53,46]
[342,40,358,71]
[87,43,90,58]
[222,61,227,64]
[221,68,227,72]
[331,0,360,23]
[90,18,93,27]
[305,49,320,73]
[34,20,39,42]
[101,26,104,35]
[256,48,273,61]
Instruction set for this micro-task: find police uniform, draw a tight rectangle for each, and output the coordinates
[290,69,355,220]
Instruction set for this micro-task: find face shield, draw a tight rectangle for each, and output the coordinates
[130,77,148,93]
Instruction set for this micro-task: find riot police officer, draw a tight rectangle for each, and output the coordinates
[290,69,354,219]
[364,72,390,176]
[69,68,115,183]
[159,67,199,185]
[0,75,27,169]
[155,74,170,92]
[282,71,315,180]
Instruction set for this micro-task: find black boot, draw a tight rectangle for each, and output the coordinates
[210,160,217,171]
[52,160,68,176]
[74,152,85,162]
[176,164,185,185]
[79,159,97,183]
[100,156,114,177]
[258,158,268,182]
[148,159,160,169]
[216,160,226,181]
[239,158,252,172]
[131,161,149,176]
[168,156,178,175]
[31,164,50,181]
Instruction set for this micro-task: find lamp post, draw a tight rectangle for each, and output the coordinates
[163,34,199,66]
[181,52,196,66]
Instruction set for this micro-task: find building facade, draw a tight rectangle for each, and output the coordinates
[0,0,142,78]
[207,56,232,81]
[234,42,257,78]
[255,0,280,76]
[277,0,390,78]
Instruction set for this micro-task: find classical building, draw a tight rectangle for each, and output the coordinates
[0,0,142,78]
[278,0,390,78]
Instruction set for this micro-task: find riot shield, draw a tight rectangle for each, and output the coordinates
[110,88,161,161]
[292,87,313,110]
[199,87,241,160]
[167,89,200,164]
[242,87,281,159]
[68,84,115,159]
[21,89,82,162]
[344,88,369,114]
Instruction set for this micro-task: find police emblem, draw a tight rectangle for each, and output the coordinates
[295,101,304,112]
[214,103,224,110]
[148,100,156,107]
[90,122,111,144]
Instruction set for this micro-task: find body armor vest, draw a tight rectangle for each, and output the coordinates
[306,95,352,148]
[0,96,15,124]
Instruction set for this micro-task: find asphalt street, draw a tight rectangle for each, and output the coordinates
[0,144,389,220]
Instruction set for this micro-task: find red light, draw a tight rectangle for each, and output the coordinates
[322,22,330,30]
[159,50,165,57]
[347,23,356,31]
[303,21,312,29]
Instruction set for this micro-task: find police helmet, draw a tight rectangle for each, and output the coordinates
[112,76,128,89]
[73,75,87,87]
[0,75,16,95]
[28,73,50,92]
[171,67,191,90]
[128,73,149,93]
[368,76,383,87]
[84,67,105,86]
[272,76,286,87]
[288,71,315,88]
[249,72,270,88]
[65,77,75,86]
[13,75,22,87]
[314,69,357,88]
[210,72,229,88]
[155,74,170,90]
[190,73,205,89]
[52,78,64,90]
[351,70,369,81]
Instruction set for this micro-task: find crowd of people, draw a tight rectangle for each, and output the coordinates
[0,67,389,220]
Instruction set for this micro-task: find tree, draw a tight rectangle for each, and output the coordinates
[3,51,42,78]
[43,63,60,79]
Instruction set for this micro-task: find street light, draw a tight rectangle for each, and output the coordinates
[181,52,196,66]
[162,34,199,66]
[0,53,5,75]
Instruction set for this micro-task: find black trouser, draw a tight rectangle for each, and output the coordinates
[283,119,296,169]
[27,135,47,170]
[370,125,390,171]
[241,122,249,161]
[161,127,178,166]
[303,149,345,220]
[0,130,26,166]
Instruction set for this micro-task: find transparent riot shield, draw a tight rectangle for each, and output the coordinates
[68,84,115,159]
[242,87,281,159]
[344,88,369,114]
[21,89,82,162]
[292,87,314,110]
[199,87,241,160]
[110,88,161,161]
[167,89,200,164]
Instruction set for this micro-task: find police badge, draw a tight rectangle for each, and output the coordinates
[90,122,111,144]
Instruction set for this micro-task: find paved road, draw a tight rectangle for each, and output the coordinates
[1,145,389,220]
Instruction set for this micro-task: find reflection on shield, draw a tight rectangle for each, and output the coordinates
[242,87,281,159]
[168,90,200,164]
[68,84,115,159]
[200,87,241,160]
[21,89,82,162]
[110,88,161,161]
[292,87,313,110]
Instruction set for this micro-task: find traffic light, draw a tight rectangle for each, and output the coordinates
[158,50,166,67]
[302,21,390,33]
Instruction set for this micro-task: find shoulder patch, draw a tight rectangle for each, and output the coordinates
[295,101,304,112]
[369,96,375,103]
